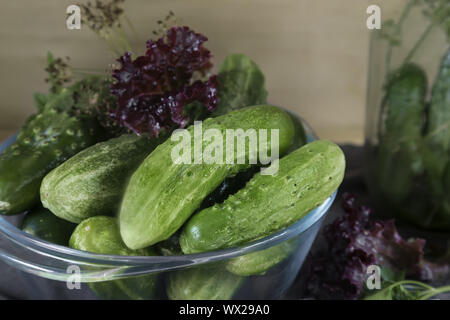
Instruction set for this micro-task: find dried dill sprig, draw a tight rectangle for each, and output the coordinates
[151,10,180,38]
[45,52,72,93]
[79,0,125,35]
[76,0,132,55]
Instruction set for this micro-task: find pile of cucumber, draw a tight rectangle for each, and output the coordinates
[0,54,345,299]
[373,49,450,230]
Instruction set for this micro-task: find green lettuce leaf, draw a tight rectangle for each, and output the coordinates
[212,54,268,116]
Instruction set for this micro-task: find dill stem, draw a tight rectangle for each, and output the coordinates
[419,285,450,300]
[385,0,416,73]
[404,22,435,64]
[123,14,139,43]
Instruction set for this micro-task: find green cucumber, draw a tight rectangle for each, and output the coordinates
[119,105,295,249]
[198,113,306,211]
[166,265,244,300]
[180,140,345,254]
[21,207,76,246]
[376,63,427,204]
[421,49,450,228]
[427,49,450,153]
[212,54,267,116]
[69,216,159,300]
[0,76,115,216]
[41,134,161,223]
[443,162,450,219]
[0,108,101,215]
[226,239,296,276]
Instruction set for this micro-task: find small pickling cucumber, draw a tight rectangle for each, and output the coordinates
[21,207,76,246]
[198,113,306,211]
[69,216,159,300]
[41,134,161,223]
[443,162,450,222]
[420,49,450,229]
[180,140,345,254]
[166,265,244,300]
[383,64,427,135]
[426,49,450,153]
[226,239,296,276]
[119,105,295,249]
[0,108,101,215]
[0,76,114,216]
[375,63,427,204]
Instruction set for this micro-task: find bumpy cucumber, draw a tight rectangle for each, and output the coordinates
[427,49,450,152]
[383,64,427,135]
[21,207,76,246]
[375,63,427,204]
[41,134,160,223]
[226,239,296,276]
[69,216,159,300]
[443,162,450,222]
[119,105,295,249]
[180,140,345,254]
[166,265,244,300]
[212,54,267,116]
[199,113,306,210]
[0,108,100,215]
[421,49,450,228]
[0,76,113,216]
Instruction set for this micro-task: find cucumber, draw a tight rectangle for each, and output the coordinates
[180,140,345,254]
[443,162,450,219]
[69,216,159,300]
[21,207,76,246]
[427,49,450,153]
[226,239,296,276]
[198,113,306,210]
[421,49,450,228]
[0,108,101,215]
[383,64,427,135]
[119,105,295,249]
[0,75,114,216]
[375,63,427,204]
[41,134,161,223]
[166,265,244,300]
[212,54,267,116]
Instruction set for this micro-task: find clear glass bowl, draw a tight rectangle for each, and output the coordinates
[0,115,337,300]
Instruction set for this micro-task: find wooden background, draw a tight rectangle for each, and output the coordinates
[0,0,401,143]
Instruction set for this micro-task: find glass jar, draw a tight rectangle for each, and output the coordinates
[365,0,450,230]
